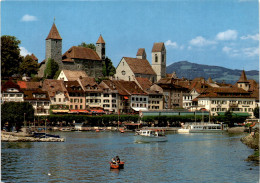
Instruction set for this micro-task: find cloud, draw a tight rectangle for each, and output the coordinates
[165,40,178,49]
[240,34,259,41]
[21,14,37,22]
[242,47,259,57]
[222,46,258,58]
[189,36,216,47]
[20,47,31,56]
[216,30,238,41]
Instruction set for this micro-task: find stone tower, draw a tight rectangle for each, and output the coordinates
[151,42,166,81]
[96,34,106,60]
[136,48,146,60]
[237,70,250,91]
[45,22,62,68]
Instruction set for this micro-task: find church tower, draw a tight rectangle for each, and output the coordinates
[45,22,62,68]
[96,34,106,60]
[237,70,250,91]
[151,42,166,81]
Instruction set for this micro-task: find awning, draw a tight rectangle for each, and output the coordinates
[69,110,91,113]
[124,123,142,126]
[91,109,105,113]
[52,110,70,113]
[124,96,129,100]
[131,107,148,112]
[217,112,250,117]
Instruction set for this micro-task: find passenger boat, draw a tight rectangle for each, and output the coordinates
[134,129,167,143]
[178,123,228,133]
[110,162,125,169]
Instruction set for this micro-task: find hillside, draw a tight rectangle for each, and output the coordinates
[166,61,259,84]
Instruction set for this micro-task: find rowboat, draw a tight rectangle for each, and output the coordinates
[110,162,125,169]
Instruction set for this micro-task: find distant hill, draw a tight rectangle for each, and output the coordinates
[166,61,259,84]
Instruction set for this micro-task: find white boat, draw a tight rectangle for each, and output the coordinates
[178,123,228,133]
[134,129,167,143]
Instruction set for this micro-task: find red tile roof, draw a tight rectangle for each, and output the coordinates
[135,77,152,91]
[62,46,101,61]
[197,87,253,98]
[123,57,156,75]
[23,88,50,101]
[102,80,147,96]
[42,79,68,98]
[17,81,27,89]
[31,54,38,61]
[96,35,105,44]
[2,80,22,92]
[237,70,249,83]
[61,70,88,81]
[152,42,165,52]
[136,48,145,56]
[78,77,102,92]
[65,81,84,94]
[46,23,62,40]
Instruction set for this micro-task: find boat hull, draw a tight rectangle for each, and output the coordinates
[134,135,167,143]
[110,162,124,169]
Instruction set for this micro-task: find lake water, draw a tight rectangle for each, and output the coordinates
[1,131,259,183]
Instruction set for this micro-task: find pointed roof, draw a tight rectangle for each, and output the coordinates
[152,42,165,52]
[207,77,214,83]
[31,54,38,61]
[96,35,105,44]
[136,48,146,56]
[237,70,249,83]
[46,23,62,40]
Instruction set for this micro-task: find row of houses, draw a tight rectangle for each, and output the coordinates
[1,69,259,118]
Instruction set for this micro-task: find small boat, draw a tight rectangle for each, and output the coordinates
[178,123,228,133]
[110,162,125,169]
[134,129,167,143]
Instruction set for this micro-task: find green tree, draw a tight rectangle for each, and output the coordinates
[224,110,234,127]
[1,102,34,131]
[44,58,59,79]
[1,35,23,78]
[78,42,96,51]
[254,107,259,118]
[19,55,39,77]
[103,57,116,77]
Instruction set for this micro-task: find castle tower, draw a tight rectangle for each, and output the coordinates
[96,34,106,60]
[151,42,166,81]
[237,70,250,91]
[136,48,146,59]
[45,22,62,68]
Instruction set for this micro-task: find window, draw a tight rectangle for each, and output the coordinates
[121,70,126,75]
[155,54,158,62]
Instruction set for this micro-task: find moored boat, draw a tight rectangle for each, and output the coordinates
[178,123,228,133]
[134,129,167,143]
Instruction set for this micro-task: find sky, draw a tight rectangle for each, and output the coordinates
[1,0,259,71]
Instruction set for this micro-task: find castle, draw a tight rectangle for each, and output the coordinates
[38,23,105,78]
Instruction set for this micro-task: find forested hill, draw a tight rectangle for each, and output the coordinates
[166,61,259,84]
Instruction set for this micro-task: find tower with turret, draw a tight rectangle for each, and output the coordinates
[151,42,166,81]
[96,34,106,60]
[45,22,63,68]
[237,70,250,91]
